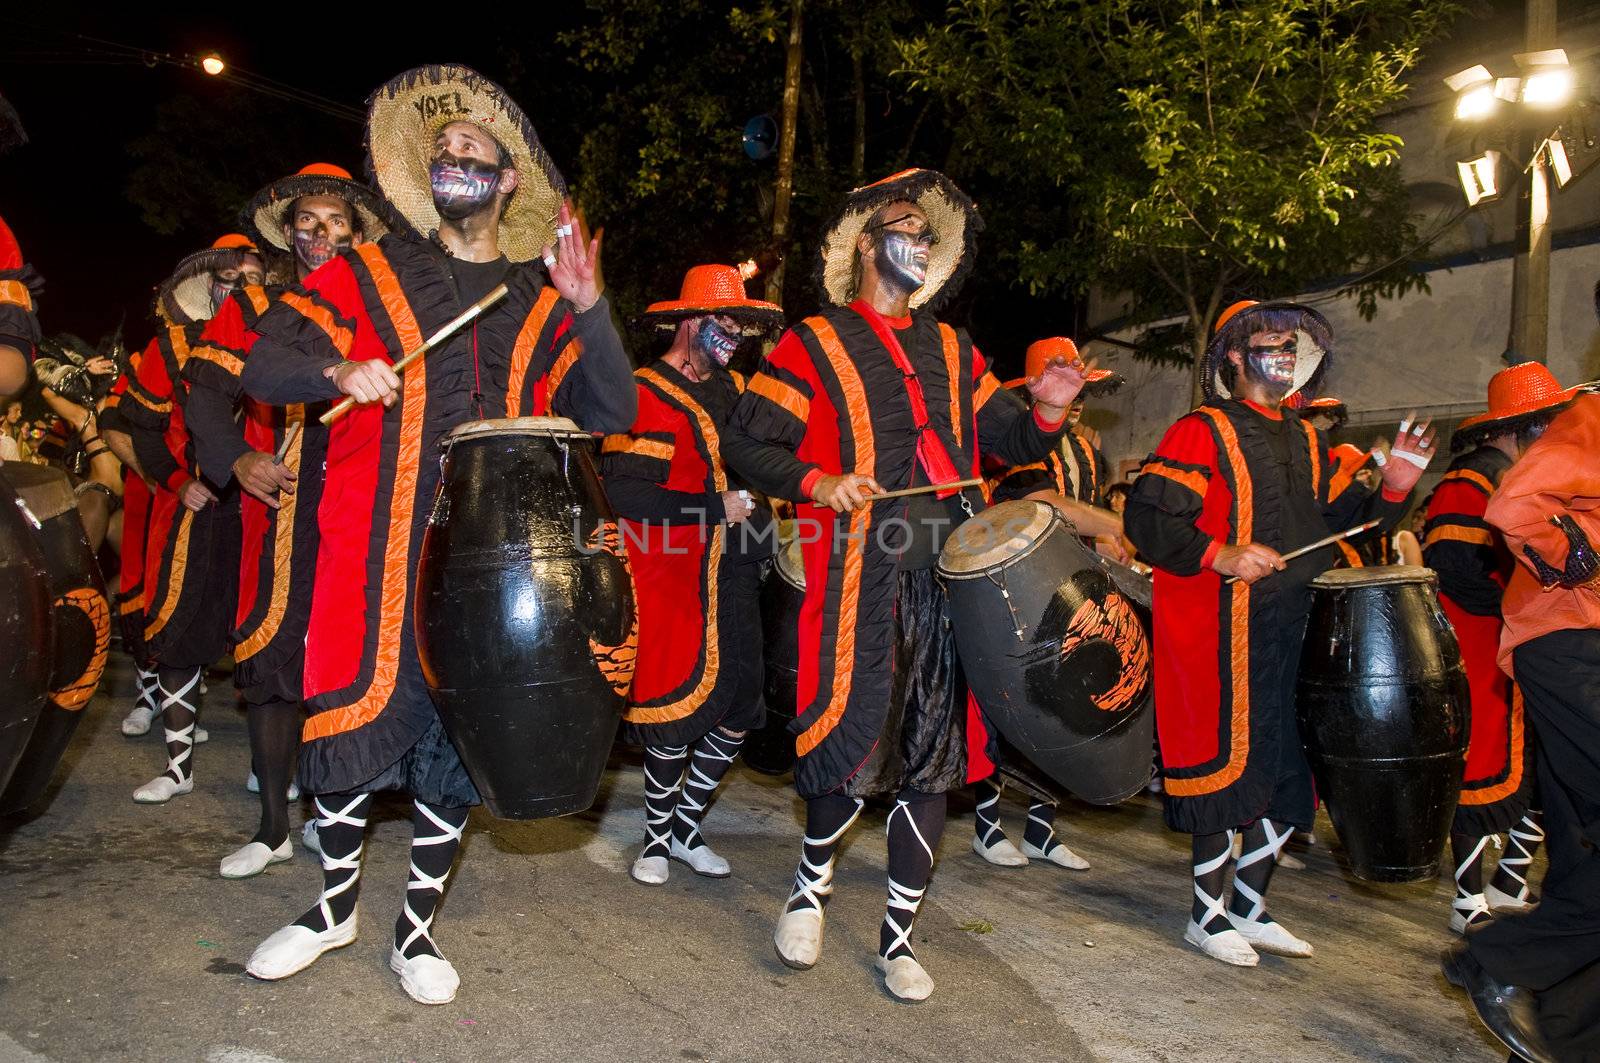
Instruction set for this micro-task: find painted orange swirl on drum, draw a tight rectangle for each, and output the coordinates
[49,587,112,711]
[1057,590,1151,714]
[585,522,639,697]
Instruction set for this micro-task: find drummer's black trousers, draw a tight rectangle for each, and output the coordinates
[1469,628,1600,1060]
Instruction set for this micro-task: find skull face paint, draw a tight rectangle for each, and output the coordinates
[292,226,350,273]
[694,317,742,368]
[874,230,932,293]
[1242,335,1298,393]
[429,151,502,220]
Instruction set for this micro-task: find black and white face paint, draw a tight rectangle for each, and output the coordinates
[874,230,931,294]
[208,275,240,316]
[694,317,741,368]
[429,152,502,220]
[1242,337,1298,393]
[292,225,350,273]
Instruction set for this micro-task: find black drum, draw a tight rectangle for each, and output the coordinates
[746,530,803,776]
[0,465,111,815]
[0,471,52,797]
[940,500,1155,805]
[1297,565,1470,883]
[415,417,636,820]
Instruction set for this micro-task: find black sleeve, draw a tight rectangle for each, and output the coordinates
[990,464,1054,504]
[605,474,726,523]
[240,336,343,406]
[977,383,1065,467]
[557,296,637,435]
[184,379,253,491]
[130,421,182,489]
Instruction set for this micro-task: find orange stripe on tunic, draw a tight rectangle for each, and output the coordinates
[1425,525,1496,548]
[1164,407,1254,798]
[1301,421,1322,497]
[0,279,32,311]
[939,324,963,448]
[279,291,355,357]
[1442,468,1495,495]
[144,509,194,640]
[974,372,1000,412]
[504,288,563,417]
[1143,462,1208,497]
[236,405,305,660]
[188,344,246,377]
[797,319,876,757]
[748,372,811,423]
[623,367,728,724]
[302,245,426,742]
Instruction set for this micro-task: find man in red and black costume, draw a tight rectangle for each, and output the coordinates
[1444,382,1600,1063]
[1428,363,1569,935]
[725,169,1087,1001]
[239,65,634,1006]
[602,263,785,887]
[1125,299,1433,967]
[122,235,265,805]
[183,163,396,880]
[971,335,1129,873]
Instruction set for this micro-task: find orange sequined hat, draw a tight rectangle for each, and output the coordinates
[640,264,786,335]
[1003,337,1124,396]
[1453,362,1577,450]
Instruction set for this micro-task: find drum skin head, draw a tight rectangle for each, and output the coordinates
[445,415,586,442]
[1310,564,1436,590]
[938,500,1055,577]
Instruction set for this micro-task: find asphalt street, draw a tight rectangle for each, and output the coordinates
[0,654,1514,1063]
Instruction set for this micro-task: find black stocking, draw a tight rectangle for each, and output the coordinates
[1229,819,1292,925]
[248,697,300,848]
[395,800,469,961]
[1022,801,1059,852]
[295,791,372,934]
[1489,809,1545,901]
[155,665,203,784]
[880,789,947,961]
[784,793,864,916]
[641,743,688,861]
[973,776,1007,846]
[1191,830,1235,934]
[672,728,745,850]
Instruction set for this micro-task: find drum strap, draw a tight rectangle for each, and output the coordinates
[852,302,963,497]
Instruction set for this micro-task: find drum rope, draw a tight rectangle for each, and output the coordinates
[980,568,1027,643]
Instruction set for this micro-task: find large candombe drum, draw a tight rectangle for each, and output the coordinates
[0,465,111,815]
[746,530,804,776]
[415,417,636,820]
[1296,565,1469,883]
[0,471,53,797]
[940,500,1155,805]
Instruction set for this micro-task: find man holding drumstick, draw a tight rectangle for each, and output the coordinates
[1125,299,1432,967]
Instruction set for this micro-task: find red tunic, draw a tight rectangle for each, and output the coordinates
[100,359,154,665]
[0,213,40,364]
[1422,445,1530,834]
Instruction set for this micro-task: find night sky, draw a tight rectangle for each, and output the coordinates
[2,11,584,347]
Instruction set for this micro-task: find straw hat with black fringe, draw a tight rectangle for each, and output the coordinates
[814,168,981,314]
[243,162,398,252]
[640,264,785,337]
[155,234,261,326]
[365,64,566,264]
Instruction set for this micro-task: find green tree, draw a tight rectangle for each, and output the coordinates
[902,0,1457,400]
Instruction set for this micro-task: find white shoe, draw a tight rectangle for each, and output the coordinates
[669,837,730,878]
[1184,920,1260,967]
[245,772,301,800]
[1021,839,1090,870]
[774,907,824,970]
[1276,851,1306,871]
[972,834,1029,867]
[120,704,157,737]
[1227,913,1314,957]
[220,838,293,879]
[247,912,358,980]
[876,954,934,1001]
[301,821,321,856]
[390,947,459,1005]
[193,726,208,744]
[630,854,669,886]
[1484,881,1534,913]
[1450,892,1494,935]
[132,774,193,804]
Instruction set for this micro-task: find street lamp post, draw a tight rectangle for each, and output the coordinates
[1445,38,1580,366]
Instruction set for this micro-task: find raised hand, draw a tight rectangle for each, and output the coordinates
[1381,410,1437,496]
[1028,357,1092,421]
[543,199,604,313]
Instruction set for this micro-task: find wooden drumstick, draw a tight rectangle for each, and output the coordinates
[864,477,986,502]
[272,421,301,465]
[1223,520,1382,584]
[320,282,511,426]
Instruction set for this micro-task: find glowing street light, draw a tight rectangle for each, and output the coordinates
[1456,151,1503,207]
[200,54,226,76]
[1516,49,1574,109]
